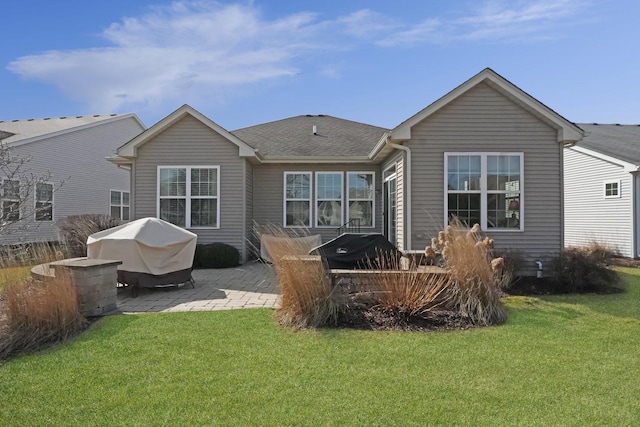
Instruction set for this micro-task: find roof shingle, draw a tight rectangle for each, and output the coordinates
[577,123,640,165]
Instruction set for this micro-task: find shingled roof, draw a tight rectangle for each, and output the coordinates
[0,114,131,145]
[577,123,640,165]
[232,115,388,159]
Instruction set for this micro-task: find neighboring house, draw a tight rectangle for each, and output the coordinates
[0,114,146,243]
[112,68,583,275]
[564,124,640,258]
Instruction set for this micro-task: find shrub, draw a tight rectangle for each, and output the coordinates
[57,214,121,257]
[195,243,240,269]
[259,226,338,328]
[0,274,87,361]
[553,245,620,293]
[429,222,507,326]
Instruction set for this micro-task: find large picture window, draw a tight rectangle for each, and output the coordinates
[2,179,20,222]
[445,153,523,230]
[284,172,311,227]
[35,182,53,221]
[158,166,219,228]
[347,172,375,228]
[316,172,343,227]
[110,190,130,221]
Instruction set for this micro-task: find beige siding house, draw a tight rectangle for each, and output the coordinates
[112,69,583,274]
[0,114,146,244]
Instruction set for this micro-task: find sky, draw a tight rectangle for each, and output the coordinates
[2,0,639,130]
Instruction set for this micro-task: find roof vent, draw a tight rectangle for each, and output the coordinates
[312,125,317,135]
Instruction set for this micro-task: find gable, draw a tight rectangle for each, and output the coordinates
[391,68,583,144]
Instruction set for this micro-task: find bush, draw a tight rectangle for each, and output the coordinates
[194,243,240,269]
[57,214,121,257]
[553,245,620,293]
[0,275,87,361]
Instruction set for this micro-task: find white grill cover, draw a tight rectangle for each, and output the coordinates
[87,217,197,275]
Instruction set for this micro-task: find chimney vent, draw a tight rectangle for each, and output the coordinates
[312,125,317,135]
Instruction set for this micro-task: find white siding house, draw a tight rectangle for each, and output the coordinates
[0,114,146,243]
[564,124,640,258]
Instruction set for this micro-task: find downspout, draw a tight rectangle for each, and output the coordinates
[387,140,412,251]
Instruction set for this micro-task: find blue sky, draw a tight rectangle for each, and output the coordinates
[2,0,639,129]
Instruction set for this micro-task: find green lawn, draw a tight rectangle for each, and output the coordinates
[1,269,639,426]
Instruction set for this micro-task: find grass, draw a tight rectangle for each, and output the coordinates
[1,269,639,425]
[0,265,31,291]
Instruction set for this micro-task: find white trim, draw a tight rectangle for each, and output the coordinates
[283,171,312,228]
[382,163,398,247]
[569,145,640,172]
[314,172,344,228]
[603,179,622,199]
[391,68,583,144]
[347,171,376,229]
[444,152,524,232]
[34,181,54,222]
[156,165,220,229]
[109,189,130,221]
[119,105,257,159]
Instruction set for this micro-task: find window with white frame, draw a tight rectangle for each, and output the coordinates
[446,153,522,230]
[347,172,375,228]
[604,180,620,198]
[110,190,130,221]
[35,182,53,221]
[2,179,20,222]
[316,172,343,227]
[284,172,311,227]
[158,166,219,228]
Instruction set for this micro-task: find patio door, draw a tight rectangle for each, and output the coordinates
[383,168,397,246]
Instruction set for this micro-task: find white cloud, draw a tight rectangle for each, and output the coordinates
[6,0,590,114]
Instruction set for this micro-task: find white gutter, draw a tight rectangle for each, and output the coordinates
[387,140,412,251]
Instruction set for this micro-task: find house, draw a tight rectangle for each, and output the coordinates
[0,114,146,244]
[112,68,583,275]
[564,124,640,258]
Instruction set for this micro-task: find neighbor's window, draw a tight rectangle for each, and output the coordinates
[284,172,311,227]
[2,179,20,222]
[35,182,53,221]
[446,153,523,230]
[347,172,375,228]
[158,166,219,228]
[604,180,620,198]
[110,190,130,221]
[316,172,343,227]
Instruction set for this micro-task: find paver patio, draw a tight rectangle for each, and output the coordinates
[116,261,280,313]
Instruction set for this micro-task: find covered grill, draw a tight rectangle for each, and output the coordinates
[309,233,400,269]
[87,217,197,289]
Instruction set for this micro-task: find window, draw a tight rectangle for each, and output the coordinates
[316,172,343,227]
[604,180,620,198]
[347,172,375,227]
[158,166,219,228]
[284,172,311,227]
[446,153,523,230]
[2,179,20,222]
[110,190,130,221]
[35,182,53,221]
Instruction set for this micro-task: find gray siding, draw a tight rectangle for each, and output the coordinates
[382,152,404,250]
[406,82,562,275]
[564,148,633,257]
[253,163,382,243]
[134,115,247,258]
[245,159,255,259]
[1,116,144,244]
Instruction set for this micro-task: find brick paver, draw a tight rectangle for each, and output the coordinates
[116,261,280,313]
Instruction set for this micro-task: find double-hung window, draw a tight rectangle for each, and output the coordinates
[347,172,375,227]
[2,179,20,222]
[316,172,343,227]
[284,172,311,227]
[35,182,53,221]
[110,190,130,221]
[603,180,620,198]
[446,153,523,230]
[158,166,219,228]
